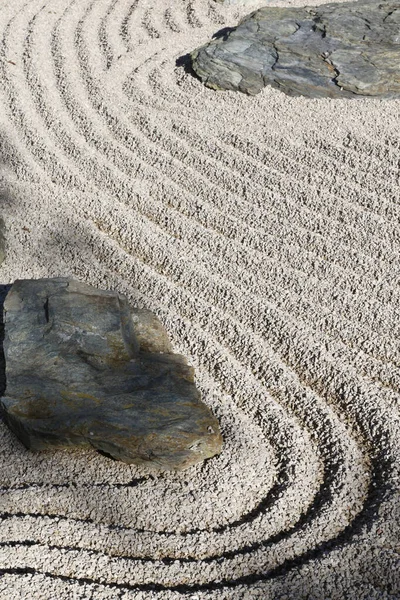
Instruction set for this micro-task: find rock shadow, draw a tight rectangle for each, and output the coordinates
[176,27,236,80]
[211,26,236,41]
[175,53,200,78]
[0,182,13,401]
[0,284,11,399]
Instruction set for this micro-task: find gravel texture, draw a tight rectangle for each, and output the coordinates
[0,0,399,598]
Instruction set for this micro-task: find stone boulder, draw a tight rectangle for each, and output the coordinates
[0,278,222,470]
[190,0,400,97]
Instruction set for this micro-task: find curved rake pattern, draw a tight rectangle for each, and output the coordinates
[0,0,399,598]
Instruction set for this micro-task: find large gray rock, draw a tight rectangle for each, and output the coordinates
[0,219,5,266]
[0,278,222,470]
[190,0,400,97]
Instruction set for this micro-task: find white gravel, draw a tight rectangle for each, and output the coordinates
[0,0,399,597]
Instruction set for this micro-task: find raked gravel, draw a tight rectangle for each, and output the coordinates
[0,0,399,598]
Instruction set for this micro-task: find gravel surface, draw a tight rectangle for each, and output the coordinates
[0,0,399,598]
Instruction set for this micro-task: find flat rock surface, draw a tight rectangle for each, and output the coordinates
[191,0,400,97]
[0,278,222,470]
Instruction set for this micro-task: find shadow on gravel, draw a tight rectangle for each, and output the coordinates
[0,170,14,401]
[175,53,199,78]
[0,284,11,399]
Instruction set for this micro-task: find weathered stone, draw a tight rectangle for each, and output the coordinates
[0,218,5,266]
[131,308,173,354]
[190,0,400,98]
[0,278,222,470]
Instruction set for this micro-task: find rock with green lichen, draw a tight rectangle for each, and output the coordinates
[0,278,222,470]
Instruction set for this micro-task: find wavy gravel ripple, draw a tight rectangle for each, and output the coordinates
[0,0,399,598]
